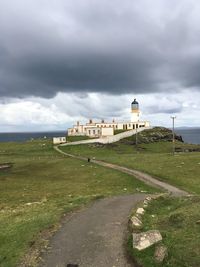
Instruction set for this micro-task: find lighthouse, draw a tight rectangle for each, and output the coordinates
[131,99,140,122]
[67,98,150,138]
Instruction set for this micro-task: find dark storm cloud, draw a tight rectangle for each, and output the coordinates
[1,0,200,98]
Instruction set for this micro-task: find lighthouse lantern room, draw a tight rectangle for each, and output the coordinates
[131,98,140,122]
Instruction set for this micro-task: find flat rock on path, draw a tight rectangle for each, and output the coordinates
[39,194,146,267]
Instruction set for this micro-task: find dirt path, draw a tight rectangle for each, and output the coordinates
[54,146,188,196]
[39,194,146,267]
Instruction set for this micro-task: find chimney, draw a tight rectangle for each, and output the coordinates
[77,121,80,126]
[89,119,93,124]
[101,119,105,123]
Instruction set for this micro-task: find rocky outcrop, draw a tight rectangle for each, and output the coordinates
[121,126,183,145]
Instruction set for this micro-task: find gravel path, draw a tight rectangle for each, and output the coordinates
[39,194,146,267]
[54,146,188,196]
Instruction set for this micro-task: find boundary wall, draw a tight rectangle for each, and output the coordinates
[59,127,152,147]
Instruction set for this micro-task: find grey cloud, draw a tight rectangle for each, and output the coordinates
[1,0,200,98]
[147,105,183,114]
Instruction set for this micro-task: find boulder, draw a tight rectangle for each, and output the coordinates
[145,196,152,202]
[136,208,145,215]
[133,230,162,251]
[131,216,143,229]
[154,244,168,263]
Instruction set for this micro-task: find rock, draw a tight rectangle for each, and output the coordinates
[154,244,168,263]
[145,196,152,201]
[143,200,149,208]
[136,208,145,215]
[131,216,143,229]
[133,230,162,251]
[196,220,200,224]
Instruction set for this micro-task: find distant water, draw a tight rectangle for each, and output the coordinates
[175,128,200,144]
[0,128,199,144]
[0,131,66,142]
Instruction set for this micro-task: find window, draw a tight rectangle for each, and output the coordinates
[88,130,91,134]
[93,130,95,134]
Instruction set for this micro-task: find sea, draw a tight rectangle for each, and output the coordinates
[0,131,66,143]
[175,128,200,145]
[0,128,199,144]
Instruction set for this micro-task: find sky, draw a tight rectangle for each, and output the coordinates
[0,0,200,132]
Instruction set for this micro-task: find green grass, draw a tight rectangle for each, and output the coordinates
[60,140,200,194]
[129,196,200,267]
[0,139,157,267]
[114,129,127,135]
[59,130,200,267]
[66,135,91,142]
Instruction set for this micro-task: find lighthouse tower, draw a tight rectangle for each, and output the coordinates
[131,99,140,122]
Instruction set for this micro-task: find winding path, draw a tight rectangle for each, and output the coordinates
[54,146,188,196]
[39,146,189,267]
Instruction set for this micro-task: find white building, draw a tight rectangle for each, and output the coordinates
[68,99,150,138]
[53,137,66,145]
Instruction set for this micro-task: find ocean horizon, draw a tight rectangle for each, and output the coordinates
[0,130,67,143]
[0,127,199,144]
[175,127,200,145]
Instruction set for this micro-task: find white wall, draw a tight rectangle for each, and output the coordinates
[101,127,114,136]
[53,137,66,145]
[131,111,140,122]
[60,127,152,146]
[86,127,101,137]
[99,127,150,144]
[117,123,124,130]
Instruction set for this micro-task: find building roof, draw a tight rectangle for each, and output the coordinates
[132,98,138,105]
